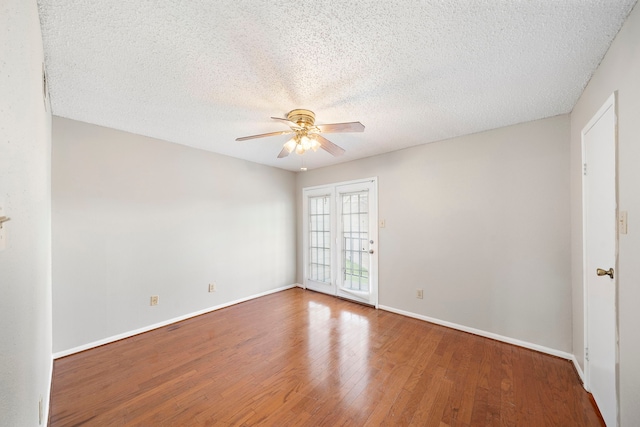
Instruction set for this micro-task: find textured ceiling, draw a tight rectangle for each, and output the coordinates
[38,0,637,171]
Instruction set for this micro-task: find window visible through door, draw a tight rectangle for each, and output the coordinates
[341,192,370,293]
[308,195,331,283]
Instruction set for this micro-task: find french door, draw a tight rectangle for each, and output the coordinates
[303,178,378,307]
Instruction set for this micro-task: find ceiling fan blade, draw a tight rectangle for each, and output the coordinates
[315,134,345,157]
[277,146,291,158]
[271,117,300,128]
[316,122,365,133]
[235,130,293,141]
[277,137,297,158]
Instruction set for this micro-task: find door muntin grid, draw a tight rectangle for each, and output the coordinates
[308,195,331,283]
[341,191,369,292]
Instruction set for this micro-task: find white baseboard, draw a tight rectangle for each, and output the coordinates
[378,305,574,361]
[53,288,576,365]
[571,354,586,387]
[44,356,53,427]
[53,284,296,359]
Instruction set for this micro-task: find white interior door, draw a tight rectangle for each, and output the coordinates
[582,93,617,427]
[303,178,378,307]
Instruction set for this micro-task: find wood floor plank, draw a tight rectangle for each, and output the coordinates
[49,288,604,426]
[407,366,448,426]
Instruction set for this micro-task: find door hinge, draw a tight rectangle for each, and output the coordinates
[585,347,589,362]
[583,163,587,176]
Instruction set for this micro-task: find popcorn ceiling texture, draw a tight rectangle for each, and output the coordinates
[37,0,637,171]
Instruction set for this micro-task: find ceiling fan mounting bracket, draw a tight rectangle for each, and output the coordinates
[287,109,316,127]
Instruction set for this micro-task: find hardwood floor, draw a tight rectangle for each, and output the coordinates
[49,288,603,426]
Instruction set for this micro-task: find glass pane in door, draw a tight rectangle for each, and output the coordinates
[308,196,331,283]
[341,192,369,292]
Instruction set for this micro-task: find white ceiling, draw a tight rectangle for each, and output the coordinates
[38,0,637,172]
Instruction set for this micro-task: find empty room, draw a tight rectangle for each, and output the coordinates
[2,1,640,426]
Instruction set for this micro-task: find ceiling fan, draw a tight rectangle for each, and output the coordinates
[236,109,364,158]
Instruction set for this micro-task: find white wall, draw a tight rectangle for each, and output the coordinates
[52,118,296,353]
[570,3,640,425]
[0,1,53,426]
[297,115,572,353]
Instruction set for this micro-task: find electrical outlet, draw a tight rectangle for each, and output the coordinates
[208,283,216,293]
[416,289,424,299]
[379,219,386,228]
[150,295,159,306]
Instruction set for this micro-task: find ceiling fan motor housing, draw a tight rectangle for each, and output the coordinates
[287,109,315,127]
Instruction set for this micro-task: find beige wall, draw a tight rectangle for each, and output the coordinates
[297,115,572,353]
[570,3,640,425]
[0,0,53,425]
[52,118,297,353]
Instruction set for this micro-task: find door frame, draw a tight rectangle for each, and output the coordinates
[580,92,618,422]
[302,177,379,308]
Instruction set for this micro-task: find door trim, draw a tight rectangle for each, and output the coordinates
[580,92,618,423]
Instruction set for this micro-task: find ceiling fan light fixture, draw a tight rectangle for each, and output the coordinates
[310,136,319,152]
[299,135,312,150]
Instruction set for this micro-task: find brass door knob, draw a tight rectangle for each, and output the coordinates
[596,268,614,279]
